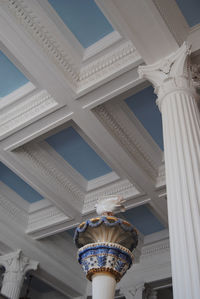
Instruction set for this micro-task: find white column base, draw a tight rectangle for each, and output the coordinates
[92,273,116,299]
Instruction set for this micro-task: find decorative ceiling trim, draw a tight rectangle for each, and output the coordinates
[83,31,122,62]
[1,0,141,94]
[0,82,35,110]
[27,205,71,236]
[156,162,166,188]
[0,193,28,226]
[78,41,141,92]
[15,143,85,203]
[0,89,58,139]
[4,0,79,87]
[94,104,158,181]
[141,239,170,259]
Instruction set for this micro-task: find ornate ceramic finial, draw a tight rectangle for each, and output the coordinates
[95,196,125,216]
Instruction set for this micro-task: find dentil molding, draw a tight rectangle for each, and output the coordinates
[78,41,141,92]
[27,205,71,235]
[0,89,58,139]
[1,0,141,93]
[3,0,79,87]
[141,239,170,260]
[94,103,158,181]
[0,193,27,226]
[15,143,85,203]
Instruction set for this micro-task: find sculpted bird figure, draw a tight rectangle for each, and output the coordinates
[95,196,126,216]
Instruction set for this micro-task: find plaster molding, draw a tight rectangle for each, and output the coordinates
[0,82,36,110]
[15,143,85,203]
[83,179,140,213]
[78,41,141,92]
[120,282,145,299]
[0,250,38,299]
[0,249,38,273]
[138,42,198,110]
[94,103,158,180]
[1,0,141,94]
[3,0,79,87]
[156,162,166,188]
[27,205,71,234]
[0,193,27,226]
[87,171,119,191]
[39,141,88,192]
[0,89,58,139]
[141,239,170,260]
[83,31,122,62]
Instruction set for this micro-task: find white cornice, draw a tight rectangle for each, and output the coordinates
[83,31,122,62]
[0,82,36,110]
[27,205,71,236]
[0,89,59,139]
[15,143,85,204]
[156,162,166,188]
[141,238,170,260]
[1,0,142,95]
[87,171,119,191]
[94,102,160,181]
[0,192,28,227]
[2,0,79,87]
[78,41,141,93]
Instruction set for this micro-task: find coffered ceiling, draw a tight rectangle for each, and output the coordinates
[0,0,199,297]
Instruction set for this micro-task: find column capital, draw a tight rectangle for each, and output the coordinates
[138,42,199,110]
[120,282,145,298]
[0,249,38,280]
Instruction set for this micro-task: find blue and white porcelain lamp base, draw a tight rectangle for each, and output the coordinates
[74,196,138,299]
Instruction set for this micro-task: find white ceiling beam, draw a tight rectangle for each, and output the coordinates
[96,0,189,64]
[73,109,156,196]
[0,149,83,218]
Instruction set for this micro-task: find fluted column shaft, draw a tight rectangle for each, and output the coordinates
[139,42,200,299]
[0,250,38,299]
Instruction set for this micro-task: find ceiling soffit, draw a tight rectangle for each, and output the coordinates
[0,0,141,94]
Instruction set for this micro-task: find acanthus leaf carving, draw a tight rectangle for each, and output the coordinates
[138,42,198,110]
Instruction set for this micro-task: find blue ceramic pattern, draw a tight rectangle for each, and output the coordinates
[78,243,133,281]
[78,244,132,265]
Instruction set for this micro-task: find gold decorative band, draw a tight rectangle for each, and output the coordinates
[86,267,122,282]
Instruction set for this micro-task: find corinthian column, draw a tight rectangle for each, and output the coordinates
[138,42,200,299]
[0,250,38,299]
[121,283,144,299]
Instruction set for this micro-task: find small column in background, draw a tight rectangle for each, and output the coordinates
[0,250,38,299]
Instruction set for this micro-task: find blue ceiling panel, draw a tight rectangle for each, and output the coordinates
[125,86,163,150]
[46,126,112,180]
[0,162,43,203]
[0,51,29,97]
[176,0,200,27]
[122,205,165,235]
[48,0,114,48]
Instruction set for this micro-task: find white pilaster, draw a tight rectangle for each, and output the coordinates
[0,250,38,299]
[139,42,200,299]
